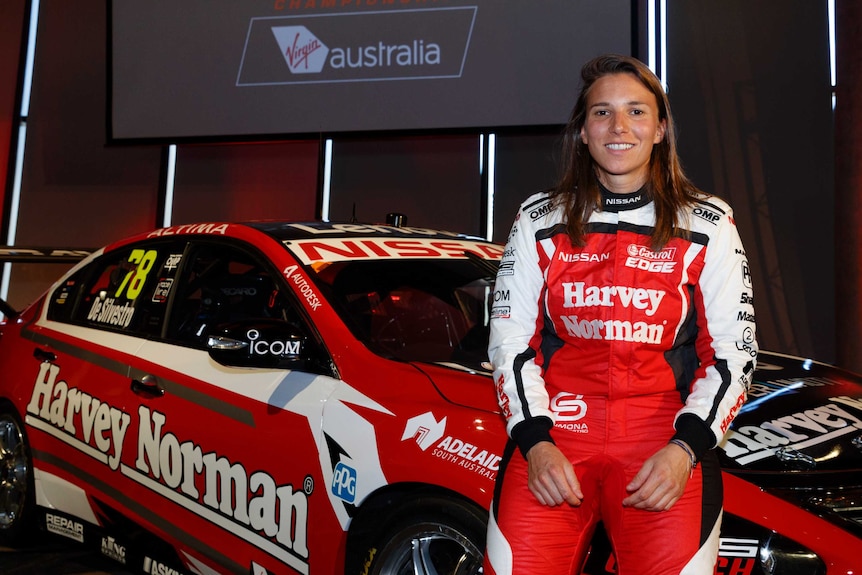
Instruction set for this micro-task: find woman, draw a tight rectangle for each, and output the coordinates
[485,54,757,574]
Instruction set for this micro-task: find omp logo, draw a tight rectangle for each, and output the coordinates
[271,26,329,73]
[529,201,553,221]
[401,412,446,451]
[163,253,182,271]
[693,206,721,224]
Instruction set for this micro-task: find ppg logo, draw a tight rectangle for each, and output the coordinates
[332,462,357,503]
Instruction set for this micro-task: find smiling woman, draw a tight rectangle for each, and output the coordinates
[579,73,666,194]
[484,54,758,575]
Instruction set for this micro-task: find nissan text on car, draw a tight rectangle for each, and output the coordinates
[0,221,859,575]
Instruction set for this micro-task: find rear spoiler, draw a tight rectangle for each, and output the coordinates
[0,246,95,264]
[0,246,95,318]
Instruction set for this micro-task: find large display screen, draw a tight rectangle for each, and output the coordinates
[110,0,633,140]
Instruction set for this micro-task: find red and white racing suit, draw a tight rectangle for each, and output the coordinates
[485,187,757,575]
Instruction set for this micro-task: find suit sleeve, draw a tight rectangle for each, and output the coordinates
[672,202,757,459]
[488,197,556,457]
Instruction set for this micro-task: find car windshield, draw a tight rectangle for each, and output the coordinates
[310,258,495,369]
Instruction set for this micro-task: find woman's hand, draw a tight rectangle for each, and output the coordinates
[622,443,692,511]
[526,442,584,506]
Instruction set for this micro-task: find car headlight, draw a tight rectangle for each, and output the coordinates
[806,487,862,531]
[764,483,862,541]
[759,532,825,575]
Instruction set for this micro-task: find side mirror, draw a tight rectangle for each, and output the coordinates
[207,320,307,369]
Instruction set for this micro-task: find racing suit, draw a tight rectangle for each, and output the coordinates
[485,186,756,575]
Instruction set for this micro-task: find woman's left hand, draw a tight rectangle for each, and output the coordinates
[621,443,692,511]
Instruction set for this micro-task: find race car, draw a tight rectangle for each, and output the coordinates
[0,221,858,575]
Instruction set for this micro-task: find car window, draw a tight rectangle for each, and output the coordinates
[165,242,301,348]
[314,258,494,368]
[53,241,185,338]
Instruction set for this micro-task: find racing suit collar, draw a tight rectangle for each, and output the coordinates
[599,182,651,212]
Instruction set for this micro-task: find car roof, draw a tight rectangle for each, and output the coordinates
[245,221,491,243]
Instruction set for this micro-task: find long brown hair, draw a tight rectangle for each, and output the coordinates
[551,54,701,249]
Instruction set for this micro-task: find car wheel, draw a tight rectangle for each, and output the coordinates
[0,408,35,544]
[359,497,486,575]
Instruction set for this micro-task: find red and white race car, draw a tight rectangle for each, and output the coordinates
[0,221,859,575]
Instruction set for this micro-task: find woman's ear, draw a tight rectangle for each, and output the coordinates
[654,119,667,143]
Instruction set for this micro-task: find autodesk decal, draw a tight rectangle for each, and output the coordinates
[237,7,477,85]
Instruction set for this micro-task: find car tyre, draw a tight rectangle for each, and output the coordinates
[0,407,36,545]
[357,497,486,575]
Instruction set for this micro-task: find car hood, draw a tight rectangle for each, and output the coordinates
[411,360,500,415]
[718,351,862,474]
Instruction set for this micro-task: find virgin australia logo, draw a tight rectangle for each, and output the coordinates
[271,26,329,74]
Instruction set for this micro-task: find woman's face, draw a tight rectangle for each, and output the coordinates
[580,73,666,194]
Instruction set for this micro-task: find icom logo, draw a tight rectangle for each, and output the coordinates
[271,26,329,73]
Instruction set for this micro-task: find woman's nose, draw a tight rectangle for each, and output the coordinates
[610,114,628,134]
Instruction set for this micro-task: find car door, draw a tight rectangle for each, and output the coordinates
[23,238,185,567]
[129,238,355,575]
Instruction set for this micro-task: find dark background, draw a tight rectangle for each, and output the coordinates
[0,1,848,370]
[111,1,632,138]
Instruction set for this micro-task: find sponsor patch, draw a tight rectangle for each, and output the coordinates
[551,393,589,434]
[741,261,752,288]
[45,513,84,543]
[693,206,721,224]
[720,396,862,466]
[144,556,187,575]
[402,412,500,481]
[285,238,502,265]
[101,536,126,564]
[238,8,476,85]
[26,363,311,573]
[331,462,357,504]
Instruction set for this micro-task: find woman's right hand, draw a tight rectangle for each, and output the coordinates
[526,441,584,506]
